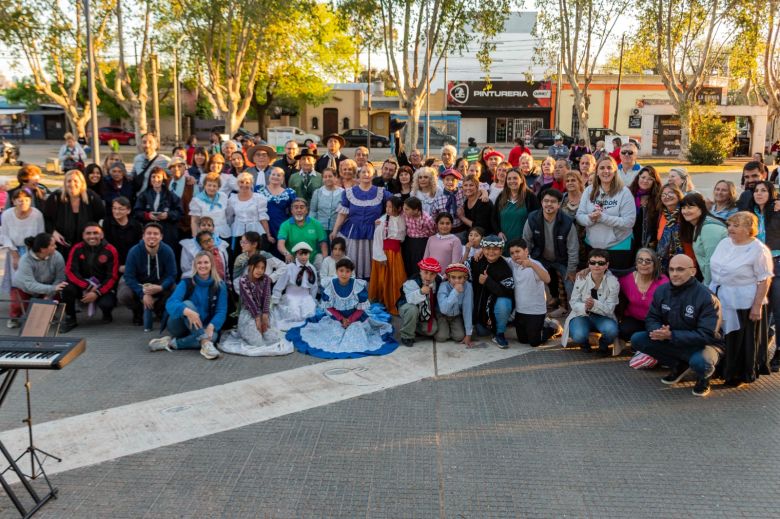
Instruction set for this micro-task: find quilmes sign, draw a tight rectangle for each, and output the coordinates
[447,81,552,108]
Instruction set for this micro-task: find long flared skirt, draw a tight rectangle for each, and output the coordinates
[721,306,770,384]
[368,250,406,315]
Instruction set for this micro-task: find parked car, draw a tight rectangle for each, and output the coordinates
[532,129,575,149]
[340,129,389,148]
[588,128,641,151]
[415,125,457,147]
[194,125,255,142]
[98,127,136,146]
[267,126,320,146]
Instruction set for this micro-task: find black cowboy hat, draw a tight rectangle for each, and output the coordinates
[294,148,319,160]
[323,133,346,147]
[390,118,406,133]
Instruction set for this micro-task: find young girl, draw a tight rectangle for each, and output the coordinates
[221,254,292,356]
[232,231,285,289]
[369,197,407,315]
[286,258,397,358]
[423,212,462,275]
[461,226,484,264]
[401,196,436,277]
[310,168,343,235]
[319,237,351,285]
[271,242,319,330]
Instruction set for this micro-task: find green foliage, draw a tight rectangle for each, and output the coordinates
[2,78,48,108]
[687,104,735,165]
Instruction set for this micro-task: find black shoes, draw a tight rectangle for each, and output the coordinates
[401,338,414,347]
[661,365,692,385]
[692,378,712,397]
[771,351,780,373]
[102,311,113,324]
[60,317,78,333]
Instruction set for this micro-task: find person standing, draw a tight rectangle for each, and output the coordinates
[288,149,323,203]
[130,133,170,193]
[616,142,641,185]
[548,135,569,161]
[508,137,532,168]
[315,134,346,173]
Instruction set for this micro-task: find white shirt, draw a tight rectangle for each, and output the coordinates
[0,209,45,251]
[226,193,269,236]
[510,259,548,315]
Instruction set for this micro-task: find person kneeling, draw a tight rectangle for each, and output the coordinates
[398,257,442,347]
[149,251,228,360]
[561,249,619,354]
[630,254,724,397]
[435,263,474,346]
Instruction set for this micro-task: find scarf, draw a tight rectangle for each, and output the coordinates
[419,282,435,331]
[658,206,682,267]
[444,188,458,217]
[296,264,316,286]
[196,190,222,210]
[634,188,650,209]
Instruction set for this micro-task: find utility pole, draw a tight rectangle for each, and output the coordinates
[173,35,185,146]
[83,0,100,164]
[367,41,371,150]
[613,34,625,131]
[151,51,160,139]
[554,49,562,131]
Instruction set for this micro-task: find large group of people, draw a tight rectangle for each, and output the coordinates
[3,132,779,397]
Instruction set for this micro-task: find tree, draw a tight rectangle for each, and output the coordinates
[2,77,50,108]
[94,0,154,140]
[764,0,780,136]
[340,0,515,152]
[642,0,735,158]
[537,0,629,145]
[0,0,96,138]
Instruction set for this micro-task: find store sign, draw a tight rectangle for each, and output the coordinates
[447,81,553,108]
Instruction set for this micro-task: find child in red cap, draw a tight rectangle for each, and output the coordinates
[397,257,441,347]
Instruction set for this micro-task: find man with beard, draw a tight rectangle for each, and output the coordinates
[737,161,767,210]
[276,198,328,269]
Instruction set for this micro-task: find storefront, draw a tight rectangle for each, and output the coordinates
[446,80,552,144]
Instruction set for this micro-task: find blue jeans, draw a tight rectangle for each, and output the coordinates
[542,261,573,300]
[631,331,721,379]
[769,259,780,336]
[167,301,207,349]
[475,297,512,336]
[568,314,618,351]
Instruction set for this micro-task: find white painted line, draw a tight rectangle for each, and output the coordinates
[0,341,532,478]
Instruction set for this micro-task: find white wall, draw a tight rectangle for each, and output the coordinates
[460,118,488,144]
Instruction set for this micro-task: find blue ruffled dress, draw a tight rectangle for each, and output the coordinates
[286,278,398,359]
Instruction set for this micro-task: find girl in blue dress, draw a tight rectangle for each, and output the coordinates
[286,258,398,359]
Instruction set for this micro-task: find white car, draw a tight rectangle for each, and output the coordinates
[267,126,320,146]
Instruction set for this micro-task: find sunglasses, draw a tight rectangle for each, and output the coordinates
[589,260,607,266]
[636,257,653,265]
[621,151,634,156]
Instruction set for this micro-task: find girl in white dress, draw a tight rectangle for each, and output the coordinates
[270,242,318,330]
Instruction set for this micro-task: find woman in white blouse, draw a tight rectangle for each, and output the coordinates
[0,188,45,295]
[709,211,774,386]
[410,167,442,216]
[226,172,270,255]
[189,172,231,243]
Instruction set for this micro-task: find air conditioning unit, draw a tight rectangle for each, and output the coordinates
[631,108,640,116]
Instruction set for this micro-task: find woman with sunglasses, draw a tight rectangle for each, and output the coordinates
[561,249,620,354]
[617,248,668,345]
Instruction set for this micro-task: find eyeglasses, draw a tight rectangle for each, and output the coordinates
[661,192,677,199]
[589,260,607,266]
[636,257,653,265]
[621,151,634,156]
[668,266,693,273]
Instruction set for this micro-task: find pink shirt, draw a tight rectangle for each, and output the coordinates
[423,234,462,272]
[619,273,669,320]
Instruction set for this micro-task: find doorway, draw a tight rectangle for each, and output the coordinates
[323,108,339,137]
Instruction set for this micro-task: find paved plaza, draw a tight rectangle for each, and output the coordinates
[0,305,777,518]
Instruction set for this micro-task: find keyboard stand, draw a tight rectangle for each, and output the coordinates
[0,369,58,518]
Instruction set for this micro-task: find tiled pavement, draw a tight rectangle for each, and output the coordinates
[0,308,777,518]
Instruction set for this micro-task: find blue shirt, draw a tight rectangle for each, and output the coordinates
[437,280,474,336]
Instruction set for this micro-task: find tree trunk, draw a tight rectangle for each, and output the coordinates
[677,101,692,160]
[251,91,273,140]
[225,110,242,137]
[404,97,423,154]
[571,89,591,148]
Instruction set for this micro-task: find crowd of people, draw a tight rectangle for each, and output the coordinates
[3,131,779,397]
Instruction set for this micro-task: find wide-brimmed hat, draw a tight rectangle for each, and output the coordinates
[390,119,406,133]
[247,144,277,161]
[324,133,346,147]
[295,148,319,161]
[168,157,187,169]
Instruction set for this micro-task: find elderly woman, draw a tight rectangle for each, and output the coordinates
[709,180,738,220]
[578,153,596,186]
[226,171,271,253]
[709,212,773,386]
[492,169,539,247]
[575,156,636,271]
[411,167,442,216]
[330,163,392,279]
[337,158,358,190]
[58,132,87,171]
[629,165,663,251]
[679,192,727,285]
[561,249,620,354]
[438,144,457,175]
[517,153,540,192]
[189,172,231,242]
[618,248,668,342]
[102,161,135,207]
[43,169,106,256]
[667,167,697,195]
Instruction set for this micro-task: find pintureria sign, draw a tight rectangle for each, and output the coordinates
[447,81,552,108]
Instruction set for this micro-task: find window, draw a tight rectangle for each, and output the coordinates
[343,117,350,129]
[311,117,319,130]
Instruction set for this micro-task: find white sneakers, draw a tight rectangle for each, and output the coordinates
[200,340,220,360]
[148,336,172,352]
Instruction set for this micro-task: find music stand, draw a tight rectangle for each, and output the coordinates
[0,299,65,517]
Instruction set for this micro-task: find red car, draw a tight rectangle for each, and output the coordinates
[98,126,136,146]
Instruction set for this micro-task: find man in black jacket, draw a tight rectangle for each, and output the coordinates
[631,254,724,397]
[736,161,766,210]
[470,235,514,348]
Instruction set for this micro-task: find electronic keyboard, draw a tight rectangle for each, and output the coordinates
[0,337,86,369]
